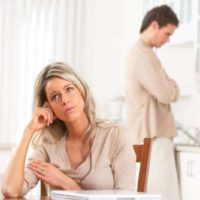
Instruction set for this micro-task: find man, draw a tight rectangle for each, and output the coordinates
[124,5,180,200]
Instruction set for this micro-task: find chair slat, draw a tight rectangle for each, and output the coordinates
[133,138,152,192]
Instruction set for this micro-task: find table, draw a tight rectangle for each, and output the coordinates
[2,196,49,200]
[2,193,162,200]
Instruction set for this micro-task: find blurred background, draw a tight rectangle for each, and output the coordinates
[0,1,200,199]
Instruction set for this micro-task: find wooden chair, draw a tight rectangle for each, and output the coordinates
[133,138,152,192]
[41,181,48,196]
[40,138,152,195]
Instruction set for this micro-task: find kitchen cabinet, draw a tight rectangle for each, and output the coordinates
[176,146,200,200]
[105,96,125,123]
[171,0,195,44]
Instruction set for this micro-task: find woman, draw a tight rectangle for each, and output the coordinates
[1,62,135,197]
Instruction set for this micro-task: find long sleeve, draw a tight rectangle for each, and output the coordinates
[110,128,136,190]
[125,39,178,143]
[22,145,49,195]
[135,52,179,104]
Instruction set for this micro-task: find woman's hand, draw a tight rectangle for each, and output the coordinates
[26,103,54,133]
[28,160,82,190]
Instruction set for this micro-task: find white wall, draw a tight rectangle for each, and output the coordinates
[158,43,195,96]
[89,0,143,119]
[158,42,200,128]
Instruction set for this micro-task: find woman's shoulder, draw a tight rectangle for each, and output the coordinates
[96,120,127,139]
[32,131,65,149]
[30,134,66,163]
[96,120,122,129]
[95,121,131,157]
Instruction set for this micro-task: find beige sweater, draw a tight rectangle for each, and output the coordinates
[23,122,136,195]
[125,38,179,144]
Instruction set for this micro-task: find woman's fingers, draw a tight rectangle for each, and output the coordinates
[27,105,54,132]
[28,160,47,175]
[32,171,47,180]
[35,108,53,126]
[43,102,54,124]
[38,160,48,167]
[45,108,54,125]
[28,160,51,182]
[29,160,48,167]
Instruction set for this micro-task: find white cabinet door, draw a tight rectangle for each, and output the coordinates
[176,152,200,200]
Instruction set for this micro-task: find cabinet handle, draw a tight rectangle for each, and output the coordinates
[186,161,195,177]
[190,161,195,177]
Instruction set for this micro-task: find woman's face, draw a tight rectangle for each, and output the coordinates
[45,77,86,124]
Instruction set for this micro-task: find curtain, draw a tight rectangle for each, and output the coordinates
[0,0,136,144]
[0,0,95,143]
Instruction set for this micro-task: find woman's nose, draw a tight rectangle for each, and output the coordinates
[62,94,70,105]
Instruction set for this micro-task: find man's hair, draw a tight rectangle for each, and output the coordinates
[140,5,179,33]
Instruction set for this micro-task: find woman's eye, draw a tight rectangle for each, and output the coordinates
[66,86,73,93]
[51,94,60,101]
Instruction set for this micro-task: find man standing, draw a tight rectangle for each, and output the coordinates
[125,5,180,200]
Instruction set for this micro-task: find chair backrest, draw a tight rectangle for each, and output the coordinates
[133,138,152,192]
[41,180,48,196]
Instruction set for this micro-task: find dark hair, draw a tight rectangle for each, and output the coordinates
[140,5,179,33]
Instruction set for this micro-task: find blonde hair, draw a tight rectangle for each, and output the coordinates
[32,62,97,146]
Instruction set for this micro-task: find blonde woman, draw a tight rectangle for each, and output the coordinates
[1,62,135,197]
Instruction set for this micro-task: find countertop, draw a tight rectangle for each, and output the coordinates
[175,144,200,153]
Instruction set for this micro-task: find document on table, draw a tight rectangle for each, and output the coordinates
[50,190,161,200]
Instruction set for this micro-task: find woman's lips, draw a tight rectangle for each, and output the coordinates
[64,106,75,113]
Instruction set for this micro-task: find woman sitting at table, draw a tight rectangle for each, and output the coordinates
[1,62,136,197]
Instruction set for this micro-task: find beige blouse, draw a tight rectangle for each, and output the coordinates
[125,38,179,144]
[22,122,136,195]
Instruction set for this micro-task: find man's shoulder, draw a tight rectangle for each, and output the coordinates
[128,41,152,59]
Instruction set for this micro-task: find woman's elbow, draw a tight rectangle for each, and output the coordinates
[1,185,22,198]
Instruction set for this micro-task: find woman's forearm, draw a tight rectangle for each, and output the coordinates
[60,176,82,190]
[1,128,34,197]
